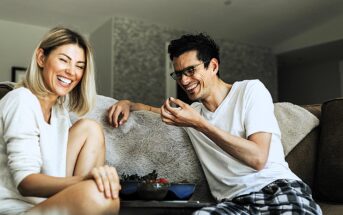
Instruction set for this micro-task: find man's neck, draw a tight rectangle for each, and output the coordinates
[201,79,232,112]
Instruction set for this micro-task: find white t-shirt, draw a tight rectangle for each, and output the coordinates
[0,87,71,214]
[185,80,299,201]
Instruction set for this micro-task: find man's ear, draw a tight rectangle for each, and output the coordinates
[209,58,219,76]
[36,48,45,68]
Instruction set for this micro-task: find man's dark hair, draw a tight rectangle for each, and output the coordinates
[168,33,220,76]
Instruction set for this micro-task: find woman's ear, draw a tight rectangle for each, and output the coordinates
[36,48,45,68]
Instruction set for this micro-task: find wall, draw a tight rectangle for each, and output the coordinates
[90,19,113,97]
[0,20,49,82]
[92,16,277,106]
[274,13,343,54]
[218,40,277,100]
[110,17,185,106]
[277,39,343,104]
[278,61,340,104]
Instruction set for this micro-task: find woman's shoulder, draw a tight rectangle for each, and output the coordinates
[5,87,35,100]
[0,87,39,111]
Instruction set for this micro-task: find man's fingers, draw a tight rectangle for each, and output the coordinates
[107,106,115,125]
[170,97,186,109]
[119,111,129,126]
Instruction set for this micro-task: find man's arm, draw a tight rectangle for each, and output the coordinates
[108,100,160,127]
[161,97,271,171]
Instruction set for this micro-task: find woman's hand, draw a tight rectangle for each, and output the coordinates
[86,165,121,199]
[108,100,132,128]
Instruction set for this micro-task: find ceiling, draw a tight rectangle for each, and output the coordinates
[1,0,343,48]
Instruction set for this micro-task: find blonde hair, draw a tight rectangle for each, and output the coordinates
[17,26,96,116]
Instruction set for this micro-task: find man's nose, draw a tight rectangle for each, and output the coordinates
[179,74,191,85]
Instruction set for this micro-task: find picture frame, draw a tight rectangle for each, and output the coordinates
[11,66,27,82]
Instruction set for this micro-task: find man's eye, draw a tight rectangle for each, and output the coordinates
[185,67,195,75]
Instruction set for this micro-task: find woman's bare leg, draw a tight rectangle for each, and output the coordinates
[26,180,120,215]
[66,119,105,177]
[26,119,120,215]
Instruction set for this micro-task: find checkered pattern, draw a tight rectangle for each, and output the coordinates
[193,179,322,215]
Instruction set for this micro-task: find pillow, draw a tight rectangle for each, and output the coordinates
[315,98,343,202]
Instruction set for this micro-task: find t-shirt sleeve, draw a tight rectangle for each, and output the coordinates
[2,93,42,188]
[243,80,280,137]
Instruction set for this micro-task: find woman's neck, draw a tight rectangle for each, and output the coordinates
[38,95,58,124]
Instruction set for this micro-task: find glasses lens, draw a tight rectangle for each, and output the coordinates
[184,67,195,76]
[170,72,179,80]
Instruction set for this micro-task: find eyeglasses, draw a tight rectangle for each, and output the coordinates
[170,61,208,80]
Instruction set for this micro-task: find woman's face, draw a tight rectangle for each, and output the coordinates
[37,44,85,99]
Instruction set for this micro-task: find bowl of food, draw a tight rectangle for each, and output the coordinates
[120,170,170,200]
[137,180,170,200]
[165,183,196,200]
[119,181,141,200]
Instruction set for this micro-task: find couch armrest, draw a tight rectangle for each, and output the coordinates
[315,98,343,203]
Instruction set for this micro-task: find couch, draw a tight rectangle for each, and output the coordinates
[1,82,342,215]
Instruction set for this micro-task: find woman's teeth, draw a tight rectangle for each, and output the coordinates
[57,76,72,84]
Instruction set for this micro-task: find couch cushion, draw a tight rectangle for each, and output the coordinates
[318,201,343,215]
[0,82,15,99]
[315,98,343,202]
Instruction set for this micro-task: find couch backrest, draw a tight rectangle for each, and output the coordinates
[0,82,14,99]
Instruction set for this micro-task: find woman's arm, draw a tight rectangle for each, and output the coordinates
[18,174,84,197]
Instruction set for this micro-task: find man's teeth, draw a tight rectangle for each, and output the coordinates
[186,84,197,91]
[57,76,72,84]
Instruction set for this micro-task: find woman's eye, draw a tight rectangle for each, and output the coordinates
[59,58,67,63]
[77,65,85,70]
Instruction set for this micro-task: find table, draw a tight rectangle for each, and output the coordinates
[120,200,213,215]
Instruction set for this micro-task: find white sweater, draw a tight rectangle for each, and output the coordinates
[0,87,71,215]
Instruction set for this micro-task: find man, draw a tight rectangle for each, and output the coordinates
[108,33,322,214]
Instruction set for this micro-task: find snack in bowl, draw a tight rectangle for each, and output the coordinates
[137,180,170,200]
[119,170,170,200]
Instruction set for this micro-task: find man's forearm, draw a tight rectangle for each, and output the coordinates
[131,102,161,114]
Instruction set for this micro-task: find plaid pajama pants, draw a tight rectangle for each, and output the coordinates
[193,179,322,215]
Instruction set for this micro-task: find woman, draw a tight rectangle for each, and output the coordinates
[0,27,120,215]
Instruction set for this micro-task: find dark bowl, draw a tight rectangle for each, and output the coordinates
[137,182,170,200]
[165,183,196,200]
[119,181,141,200]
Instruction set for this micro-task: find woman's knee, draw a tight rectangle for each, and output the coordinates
[72,119,105,143]
[75,180,120,214]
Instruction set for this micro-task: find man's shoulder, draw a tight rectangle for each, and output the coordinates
[235,79,263,88]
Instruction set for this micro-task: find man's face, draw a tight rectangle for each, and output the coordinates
[172,50,213,101]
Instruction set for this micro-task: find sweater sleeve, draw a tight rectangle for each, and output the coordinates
[2,91,42,188]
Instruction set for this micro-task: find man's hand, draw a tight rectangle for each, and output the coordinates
[85,165,121,199]
[108,100,131,128]
[161,97,204,128]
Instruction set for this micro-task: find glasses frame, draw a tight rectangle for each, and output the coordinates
[169,61,209,80]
